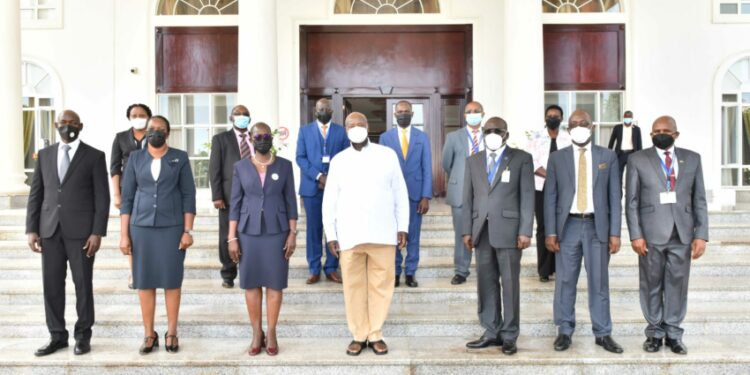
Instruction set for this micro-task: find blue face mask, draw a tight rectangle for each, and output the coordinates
[623,118,633,125]
[233,115,250,129]
[466,113,483,126]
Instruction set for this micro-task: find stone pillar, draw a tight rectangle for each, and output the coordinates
[237,0,279,128]
[0,0,31,206]
[502,0,545,144]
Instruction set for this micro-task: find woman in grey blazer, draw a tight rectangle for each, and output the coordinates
[228,122,298,356]
[119,115,197,355]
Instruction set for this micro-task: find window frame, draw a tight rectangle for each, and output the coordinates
[543,90,626,146]
[20,0,63,29]
[713,0,750,23]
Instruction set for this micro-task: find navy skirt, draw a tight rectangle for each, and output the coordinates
[130,225,186,289]
[238,227,290,290]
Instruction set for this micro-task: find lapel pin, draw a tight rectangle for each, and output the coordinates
[272,173,279,181]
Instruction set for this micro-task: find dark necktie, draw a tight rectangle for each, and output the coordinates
[59,144,71,183]
[550,137,558,153]
[240,133,252,159]
[665,151,676,191]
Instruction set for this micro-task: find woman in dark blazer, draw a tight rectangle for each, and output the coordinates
[119,115,197,355]
[228,122,298,356]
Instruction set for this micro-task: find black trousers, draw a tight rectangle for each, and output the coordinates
[616,150,635,180]
[41,225,95,341]
[535,190,555,278]
[218,208,237,281]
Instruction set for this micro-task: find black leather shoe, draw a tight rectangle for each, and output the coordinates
[451,275,467,285]
[595,335,624,354]
[539,275,550,282]
[222,279,234,288]
[165,331,180,353]
[405,275,418,288]
[665,338,688,355]
[466,336,502,349]
[501,340,517,355]
[643,337,663,353]
[139,332,159,355]
[74,340,91,355]
[554,334,572,351]
[34,339,68,356]
[395,275,400,287]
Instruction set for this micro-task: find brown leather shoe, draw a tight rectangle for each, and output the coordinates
[368,340,388,355]
[346,340,367,356]
[326,272,342,283]
[306,274,321,284]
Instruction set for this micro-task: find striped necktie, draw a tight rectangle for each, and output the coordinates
[240,133,252,159]
[471,129,479,155]
[665,151,676,191]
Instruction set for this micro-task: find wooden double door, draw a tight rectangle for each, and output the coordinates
[299,25,473,197]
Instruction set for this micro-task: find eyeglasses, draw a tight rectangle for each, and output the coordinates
[484,129,506,135]
[253,134,273,141]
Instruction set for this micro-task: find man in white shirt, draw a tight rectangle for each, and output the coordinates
[527,105,572,282]
[322,112,409,356]
[607,110,643,179]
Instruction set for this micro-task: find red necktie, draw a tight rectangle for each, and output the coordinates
[471,129,479,155]
[665,151,676,191]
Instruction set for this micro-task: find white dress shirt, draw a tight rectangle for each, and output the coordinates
[485,145,507,178]
[151,158,161,181]
[570,145,594,214]
[656,146,679,179]
[621,124,633,151]
[398,125,412,150]
[322,142,410,251]
[465,126,484,155]
[527,129,572,191]
[57,138,81,171]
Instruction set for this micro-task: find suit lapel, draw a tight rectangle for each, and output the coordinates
[489,148,512,191]
[61,143,86,186]
[50,145,60,185]
[564,147,575,187]
[263,159,280,193]
[647,147,667,192]
[460,128,471,157]
[592,146,601,188]
[406,127,420,163]
[226,129,241,161]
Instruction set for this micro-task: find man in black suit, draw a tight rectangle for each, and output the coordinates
[607,110,642,179]
[209,104,253,288]
[26,110,110,356]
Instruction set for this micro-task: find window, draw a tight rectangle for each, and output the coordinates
[714,0,750,22]
[334,0,440,14]
[20,0,62,29]
[157,93,236,188]
[21,61,59,185]
[156,0,238,15]
[544,90,624,146]
[542,0,622,13]
[720,57,750,187]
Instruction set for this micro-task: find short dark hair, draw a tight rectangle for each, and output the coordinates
[147,115,170,133]
[126,103,152,119]
[545,104,564,118]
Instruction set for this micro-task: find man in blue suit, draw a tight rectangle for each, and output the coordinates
[296,98,350,284]
[379,100,432,288]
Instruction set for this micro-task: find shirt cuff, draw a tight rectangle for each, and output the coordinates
[316,173,322,181]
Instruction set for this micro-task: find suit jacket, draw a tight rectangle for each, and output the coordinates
[379,127,433,202]
[442,128,472,207]
[461,147,535,249]
[26,142,110,239]
[209,129,242,203]
[110,128,145,178]
[295,121,349,197]
[625,147,708,245]
[608,124,643,153]
[229,157,298,235]
[543,145,622,243]
[120,148,197,227]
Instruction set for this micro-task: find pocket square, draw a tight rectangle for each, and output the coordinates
[598,163,608,170]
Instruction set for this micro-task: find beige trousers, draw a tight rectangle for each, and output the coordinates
[339,243,396,342]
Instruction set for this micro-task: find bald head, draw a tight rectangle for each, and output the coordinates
[250,122,271,135]
[57,110,80,124]
[568,110,592,127]
[652,116,677,133]
[345,112,368,130]
[484,117,507,132]
[315,98,332,113]
[55,109,83,143]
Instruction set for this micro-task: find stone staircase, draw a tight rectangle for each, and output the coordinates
[0,206,749,374]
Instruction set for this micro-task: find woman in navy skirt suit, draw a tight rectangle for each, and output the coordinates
[119,115,196,355]
[228,122,298,356]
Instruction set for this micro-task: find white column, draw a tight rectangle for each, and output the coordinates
[237,0,279,127]
[0,1,30,195]
[502,0,545,144]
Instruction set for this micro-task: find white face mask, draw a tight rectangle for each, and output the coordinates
[130,118,147,130]
[347,126,368,144]
[484,133,505,151]
[569,126,591,144]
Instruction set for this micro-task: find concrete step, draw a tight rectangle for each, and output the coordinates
[2,300,749,339]
[0,336,747,374]
[2,276,747,306]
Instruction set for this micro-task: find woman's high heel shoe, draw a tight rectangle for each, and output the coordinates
[266,334,278,356]
[248,331,266,356]
[165,331,179,353]
[139,332,159,355]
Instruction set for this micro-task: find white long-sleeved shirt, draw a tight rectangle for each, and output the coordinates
[527,128,572,191]
[322,142,410,251]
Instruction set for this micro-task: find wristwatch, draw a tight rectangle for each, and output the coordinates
[184,229,193,236]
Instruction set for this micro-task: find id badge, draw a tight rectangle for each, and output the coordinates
[660,192,676,204]
[501,170,511,183]
[322,155,331,164]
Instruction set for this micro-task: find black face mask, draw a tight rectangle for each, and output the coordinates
[316,111,332,124]
[147,130,167,148]
[396,114,412,128]
[652,134,675,150]
[254,139,273,155]
[545,118,561,130]
[57,125,80,143]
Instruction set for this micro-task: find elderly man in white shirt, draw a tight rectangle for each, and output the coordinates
[323,112,409,357]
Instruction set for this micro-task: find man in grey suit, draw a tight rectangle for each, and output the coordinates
[462,117,534,355]
[544,110,624,354]
[626,115,708,355]
[442,101,485,285]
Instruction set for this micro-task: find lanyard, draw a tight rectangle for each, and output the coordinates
[487,149,505,185]
[658,155,675,191]
[466,128,482,154]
